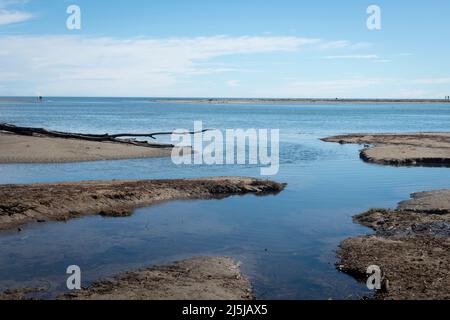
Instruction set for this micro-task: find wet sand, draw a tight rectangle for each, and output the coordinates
[0,257,253,300]
[322,133,450,167]
[0,133,185,163]
[0,177,286,231]
[337,190,450,300]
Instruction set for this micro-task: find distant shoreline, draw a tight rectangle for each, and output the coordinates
[151,98,450,105]
[2,97,450,105]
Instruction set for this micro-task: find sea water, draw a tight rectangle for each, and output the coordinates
[0,98,449,299]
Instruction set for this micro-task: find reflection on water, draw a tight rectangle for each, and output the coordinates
[0,99,450,299]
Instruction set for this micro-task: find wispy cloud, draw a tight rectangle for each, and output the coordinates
[412,77,450,85]
[285,78,390,94]
[0,35,356,96]
[1,33,443,98]
[226,80,240,87]
[325,54,379,60]
[276,76,450,99]
[318,40,351,50]
[0,9,31,25]
[0,0,32,26]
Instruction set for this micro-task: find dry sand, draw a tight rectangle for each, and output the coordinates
[0,133,186,163]
[322,133,450,167]
[337,190,450,300]
[0,177,286,231]
[0,256,253,300]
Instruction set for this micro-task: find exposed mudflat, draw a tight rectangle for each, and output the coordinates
[322,133,450,167]
[337,190,450,300]
[0,177,286,231]
[0,257,253,300]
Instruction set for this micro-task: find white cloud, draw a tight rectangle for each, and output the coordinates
[226,80,240,87]
[412,77,450,85]
[0,9,31,25]
[284,78,390,96]
[1,33,443,98]
[0,35,351,96]
[318,40,351,50]
[274,76,450,99]
[0,1,32,26]
[325,54,379,60]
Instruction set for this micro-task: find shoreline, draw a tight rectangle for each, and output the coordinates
[326,132,450,299]
[337,190,450,300]
[3,97,450,105]
[0,177,286,232]
[151,98,450,105]
[0,133,187,164]
[0,256,253,300]
[322,133,450,167]
[61,256,253,300]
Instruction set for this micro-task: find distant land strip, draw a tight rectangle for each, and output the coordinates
[151,98,450,104]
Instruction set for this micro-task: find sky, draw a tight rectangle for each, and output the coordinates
[0,0,449,98]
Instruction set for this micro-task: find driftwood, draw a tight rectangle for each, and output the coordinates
[0,123,209,149]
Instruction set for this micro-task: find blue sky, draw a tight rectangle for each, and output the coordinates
[0,0,449,98]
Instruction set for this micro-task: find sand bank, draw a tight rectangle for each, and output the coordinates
[0,256,253,300]
[337,190,450,300]
[0,133,184,163]
[322,133,450,167]
[0,177,286,231]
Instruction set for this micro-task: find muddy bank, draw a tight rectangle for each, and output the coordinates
[337,190,450,300]
[0,177,285,232]
[0,133,188,164]
[0,256,253,300]
[0,287,47,300]
[322,133,450,167]
[62,256,253,300]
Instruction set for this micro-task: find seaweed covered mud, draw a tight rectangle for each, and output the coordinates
[0,177,286,232]
[337,190,450,300]
[0,257,253,300]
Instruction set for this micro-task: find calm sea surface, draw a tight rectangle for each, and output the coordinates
[0,97,449,299]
